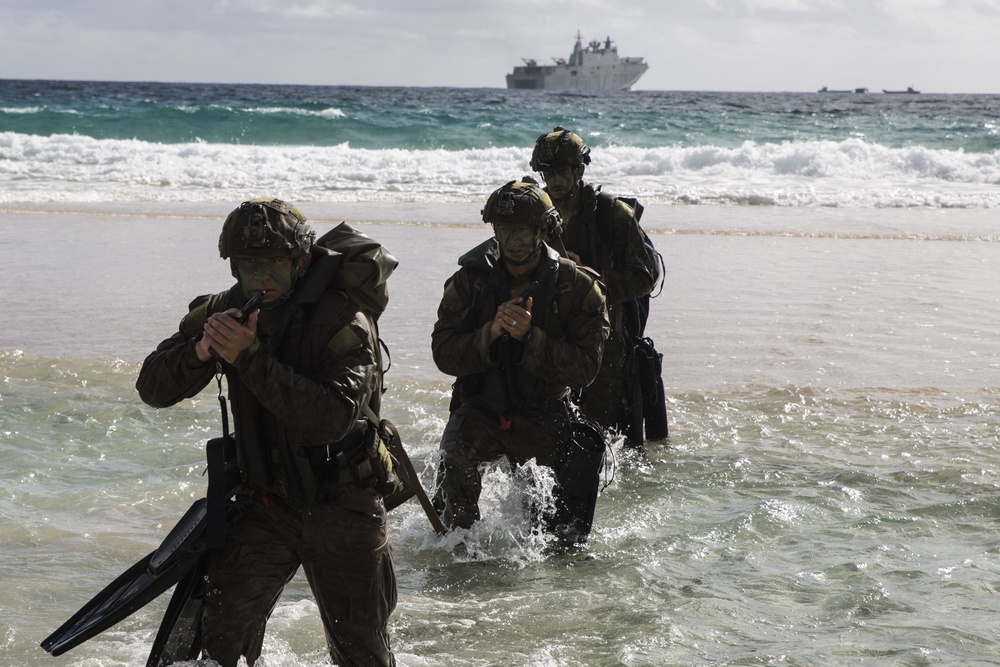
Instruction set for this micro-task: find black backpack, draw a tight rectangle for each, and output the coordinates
[594,194,669,442]
[595,194,664,337]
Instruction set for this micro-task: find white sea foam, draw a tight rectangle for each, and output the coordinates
[247,106,346,118]
[1,106,44,114]
[1,131,999,208]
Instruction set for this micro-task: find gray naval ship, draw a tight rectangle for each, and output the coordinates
[506,33,649,91]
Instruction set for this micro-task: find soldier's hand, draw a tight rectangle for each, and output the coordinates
[198,309,259,364]
[491,296,533,342]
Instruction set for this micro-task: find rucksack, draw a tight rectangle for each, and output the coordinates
[594,193,663,338]
[596,194,664,300]
[313,222,398,321]
[593,193,669,442]
[298,222,398,409]
[309,224,444,531]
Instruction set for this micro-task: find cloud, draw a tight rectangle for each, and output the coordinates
[270,2,371,20]
[1,0,999,91]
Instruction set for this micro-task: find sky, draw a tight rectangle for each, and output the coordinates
[2,0,999,93]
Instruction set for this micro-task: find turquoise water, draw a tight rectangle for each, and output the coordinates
[3,80,1000,151]
[3,80,1000,207]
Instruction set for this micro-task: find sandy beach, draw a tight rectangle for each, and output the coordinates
[5,202,998,392]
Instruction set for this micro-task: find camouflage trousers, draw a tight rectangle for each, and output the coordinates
[201,486,397,667]
[433,395,567,530]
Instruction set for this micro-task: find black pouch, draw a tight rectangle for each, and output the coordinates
[450,374,483,412]
[306,426,369,504]
[205,435,237,549]
[635,336,668,440]
[546,414,608,546]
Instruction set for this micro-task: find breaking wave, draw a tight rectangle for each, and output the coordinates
[2,131,999,208]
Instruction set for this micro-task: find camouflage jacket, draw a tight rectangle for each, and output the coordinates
[135,246,381,502]
[554,181,655,307]
[431,240,609,414]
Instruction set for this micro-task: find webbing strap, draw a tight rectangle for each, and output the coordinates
[205,367,232,549]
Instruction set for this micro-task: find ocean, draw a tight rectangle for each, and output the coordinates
[3,80,1000,208]
[2,80,999,667]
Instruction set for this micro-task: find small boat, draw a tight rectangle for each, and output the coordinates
[883,87,920,94]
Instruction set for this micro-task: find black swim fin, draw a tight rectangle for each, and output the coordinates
[40,498,211,657]
[145,553,208,667]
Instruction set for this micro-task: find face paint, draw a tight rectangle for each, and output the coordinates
[541,166,578,202]
[494,224,540,265]
[236,255,295,303]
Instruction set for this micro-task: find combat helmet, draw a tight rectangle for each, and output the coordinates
[219,198,315,260]
[530,126,592,172]
[481,178,562,238]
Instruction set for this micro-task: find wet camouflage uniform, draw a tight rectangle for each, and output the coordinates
[532,127,656,439]
[431,237,609,536]
[136,202,396,667]
[558,182,656,431]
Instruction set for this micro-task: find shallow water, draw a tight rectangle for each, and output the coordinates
[3,205,1000,666]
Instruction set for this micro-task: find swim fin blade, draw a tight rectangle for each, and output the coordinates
[144,555,207,667]
[40,498,210,657]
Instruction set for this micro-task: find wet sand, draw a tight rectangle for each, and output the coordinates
[4,203,998,393]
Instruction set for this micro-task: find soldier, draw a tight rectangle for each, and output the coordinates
[431,179,610,548]
[531,126,662,447]
[136,199,398,667]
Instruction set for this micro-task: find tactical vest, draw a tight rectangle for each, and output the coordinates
[208,224,397,503]
[205,269,361,502]
[454,240,587,413]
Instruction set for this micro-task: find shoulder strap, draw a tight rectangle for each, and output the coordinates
[545,258,586,340]
[298,290,353,370]
[590,192,622,271]
[594,191,617,245]
[465,266,495,326]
